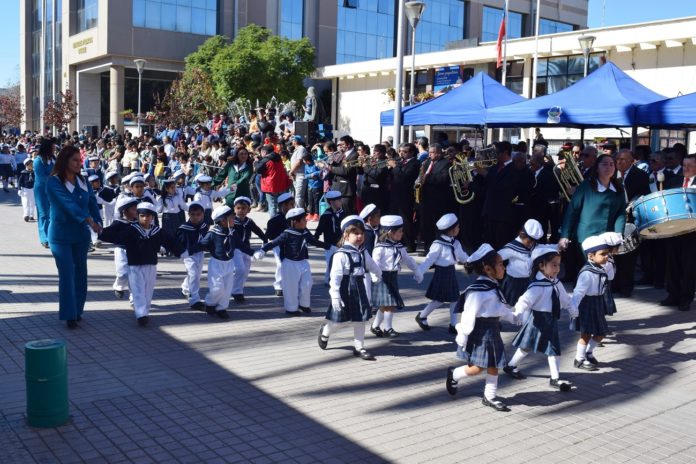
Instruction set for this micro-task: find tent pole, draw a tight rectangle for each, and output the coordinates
[631,126,638,151]
[580,128,585,146]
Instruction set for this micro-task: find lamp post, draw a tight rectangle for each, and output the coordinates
[578,35,595,77]
[405,1,425,142]
[393,1,406,147]
[134,59,147,135]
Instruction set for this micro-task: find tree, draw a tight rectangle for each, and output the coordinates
[185,35,228,76]
[43,89,78,129]
[152,67,224,127]
[0,85,23,131]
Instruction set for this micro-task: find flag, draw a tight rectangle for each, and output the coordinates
[496,5,507,69]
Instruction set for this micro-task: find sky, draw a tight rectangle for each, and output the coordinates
[2,0,696,87]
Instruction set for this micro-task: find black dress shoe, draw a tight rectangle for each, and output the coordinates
[299,306,312,313]
[232,294,245,303]
[352,347,375,360]
[660,297,679,307]
[448,324,457,334]
[446,367,458,396]
[23,216,29,222]
[550,378,572,392]
[317,325,329,350]
[206,306,218,316]
[678,301,692,311]
[370,326,384,337]
[574,358,598,371]
[383,328,400,338]
[191,302,206,311]
[585,354,599,365]
[415,313,430,331]
[274,289,283,297]
[482,396,510,412]
[285,310,301,317]
[503,365,526,379]
[137,316,149,326]
[216,310,229,319]
[114,290,124,299]
[66,320,78,329]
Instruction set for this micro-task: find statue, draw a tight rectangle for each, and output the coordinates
[303,86,318,122]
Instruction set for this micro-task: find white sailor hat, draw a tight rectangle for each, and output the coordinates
[380,215,403,229]
[116,196,139,212]
[172,169,185,179]
[188,200,205,211]
[88,174,100,183]
[340,215,364,231]
[136,202,157,215]
[582,235,609,253]
[161,178,176,186]
[212,205,233,222]
[359,203,378,220]
[129,176,145,186]
[234,196,252,206]
[278,192,294,204]
[23,157,32,165]
[285,207,305,220]
[196,174,212,183]
[467,243,495,263]
[88,156,99,162]
[523,219,544,241]
[436,213,458,231]
[105,171,119,181]
[325,190,342,200]
[531,244,560,263]
[143,173,154,180]
[599,232,623,247]
[121,173,134,184]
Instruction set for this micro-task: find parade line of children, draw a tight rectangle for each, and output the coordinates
[57,173,621,412]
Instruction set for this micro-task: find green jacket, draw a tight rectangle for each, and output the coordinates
[213,161,253,207]
[560,179,627,244]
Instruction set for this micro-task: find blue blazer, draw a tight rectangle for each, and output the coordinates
[46,175,102,244]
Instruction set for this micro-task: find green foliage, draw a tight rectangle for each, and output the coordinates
[186,25,316,106]
[152,68,224,127]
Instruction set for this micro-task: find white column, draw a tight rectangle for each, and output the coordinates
[110,65,125,134]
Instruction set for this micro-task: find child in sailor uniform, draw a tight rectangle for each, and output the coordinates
[173,169,195,222]
[359,203,381,256]
[159,179,188,238]
[314,190,346,285]
[414,213,469,333]
[598,232,623,317]
[177,201,209,311]
[264,192,295,297]
[255,207,330,315]
[498,219,543,305]
[370,215,418,338]
[317,216,382,360]
[503,245,578,391]
[110,196,139,301]
[18,157,35,221]
[193,174,230,225]
[446,244,518,412]
[198,205,254,319]
[572,235,612,371]
[231,196,267,302]
[102,171,121,227]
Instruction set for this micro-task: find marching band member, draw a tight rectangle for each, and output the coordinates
[498,219,543,306]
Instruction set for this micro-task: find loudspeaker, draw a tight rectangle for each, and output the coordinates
[294,121,318,146]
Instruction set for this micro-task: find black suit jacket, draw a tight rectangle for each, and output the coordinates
[328,148,358,197]
[664,174,695,190]
[482,161,522,220]
[622,166,651,202]
[389,157,420,208]
[421,158,453,206]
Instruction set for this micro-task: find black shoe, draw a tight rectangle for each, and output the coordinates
[216,310,229,319]
[585,354,599,365]
[88,246,95,253]
[352,347,375,360]
[550,378,572,392]
[318,325,329,350]
[415,313,430,331]
[299,306,312,313]
[206,306,217,316]
[596,342,605,347]
[446,367,458,396]
[660,297,679,307]
[137,316,149,326]
[66,320,78,329]
[370,326,384,337]
[448,324,457,335]
[30,217,35,221]
[383,328,400,338]
[503,365,526,380]
[23,216,29,222]
[274,289,283,297]
[482,396,510,412]
[678,301,692,311]
[191,301,206,311]
[285,310,301,317]
[41,242,49,249]
[114,290,124,299]
[574,358,598,371]
[232,294,245,303]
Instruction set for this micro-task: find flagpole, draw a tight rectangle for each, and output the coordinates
[530,0,541,152]
[499,0,509,142]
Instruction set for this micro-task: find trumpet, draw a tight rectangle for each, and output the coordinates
[449,153,497,204]
[552,150,584,202]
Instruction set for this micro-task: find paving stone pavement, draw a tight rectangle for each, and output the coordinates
[1,192,695,464]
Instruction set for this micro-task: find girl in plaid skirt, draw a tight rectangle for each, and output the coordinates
[497,219,544,306]
[413,213,469,333]
[446,243,518,412]
[370,215,418,338]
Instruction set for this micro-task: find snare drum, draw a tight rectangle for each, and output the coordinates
[632,188,696,239]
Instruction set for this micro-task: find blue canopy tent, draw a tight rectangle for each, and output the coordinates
[635,92,696,128]
[485,62,666,128]
[380,72,525,127]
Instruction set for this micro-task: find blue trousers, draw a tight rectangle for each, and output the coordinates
[49,241,90,321]
[35,187,50,245]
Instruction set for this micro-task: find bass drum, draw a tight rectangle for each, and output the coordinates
[632,188,696,239]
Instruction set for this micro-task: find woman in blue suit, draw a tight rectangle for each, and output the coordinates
[47,145,103,328]
[34,138,56,248]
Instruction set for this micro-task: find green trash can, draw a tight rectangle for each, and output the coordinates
[25,339,69,428]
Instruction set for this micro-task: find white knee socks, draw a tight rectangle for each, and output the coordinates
[452,366,469,381]
[508,348,528,368]
[575,342,587,361]
[484,374,498,400]
[322,321,336,337]
[548,356,560,380]
[419,301,442,319]
[372,310,384,329]
[353,321,365,350]
[586,339,598,355]
[382,311,394,330]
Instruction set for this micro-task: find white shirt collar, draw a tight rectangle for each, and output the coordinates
[503,159,512,167]
[596,180,617,192]
[64,177,88,193]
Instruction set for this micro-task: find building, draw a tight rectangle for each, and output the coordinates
[20,0,587,134]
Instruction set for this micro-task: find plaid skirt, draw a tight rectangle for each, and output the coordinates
[371,271,404,308]
[501,275,529,306]
[512,310,561,356]
[604,287,617,316]
[456,317,507,369]
[161,213,182,238]
[575,295,609,336]
[426,265,460,302]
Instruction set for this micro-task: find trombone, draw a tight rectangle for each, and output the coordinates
[551,150,584,202]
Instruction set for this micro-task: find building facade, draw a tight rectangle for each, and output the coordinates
[20,0,587,133]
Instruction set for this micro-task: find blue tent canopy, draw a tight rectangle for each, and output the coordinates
[380,72,525,127]
[485,62,666,128]
[635,92,696,128]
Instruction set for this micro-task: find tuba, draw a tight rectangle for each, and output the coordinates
[552,150,584,202]
[449,148,498,205]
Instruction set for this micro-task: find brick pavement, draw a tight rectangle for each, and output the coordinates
[1,192,695,463]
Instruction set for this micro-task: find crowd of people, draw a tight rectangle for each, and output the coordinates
[1,109,695,412]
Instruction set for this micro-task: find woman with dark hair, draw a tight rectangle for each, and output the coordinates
[213,147,253,207]
[559,154,626,271]
[33,138,56,247]
[46,145,103,328]
[149,146,171,183]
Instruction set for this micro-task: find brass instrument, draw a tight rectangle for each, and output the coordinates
[341,156,389,169]
[414,163,425,204]
[552,150,584,202]
[449,152,498,205]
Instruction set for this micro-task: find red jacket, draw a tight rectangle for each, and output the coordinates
[260,158,291,194]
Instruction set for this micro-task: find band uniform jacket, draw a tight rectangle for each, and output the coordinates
[328,148,359,197]
[388,157,420,211]
[481,161,522,221]
[621,166,651,203]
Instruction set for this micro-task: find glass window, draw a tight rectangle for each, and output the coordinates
[280,0,304,39]
[76,0,98,33]
[535,53,603,96]
[482,6,523,42]
[414,0,464,53]
[539,18,573,35]
[337,0,394,63]
[133,0,217,35]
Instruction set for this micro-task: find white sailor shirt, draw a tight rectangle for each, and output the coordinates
[459,276,516,336]
[514,272,576,318]
[417,235,468,275]
[571,264,608,312]
[329,244,383,300]
[372,239,418,272]
[160,195,188,214]
[498,238,533,278]
[193,187,230,210]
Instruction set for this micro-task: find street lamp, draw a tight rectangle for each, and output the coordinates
[578,35,595,77]
[405,1,425,142]
[134,59,147,135]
